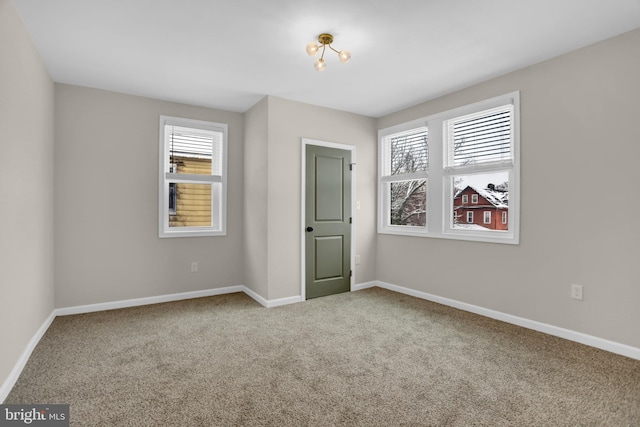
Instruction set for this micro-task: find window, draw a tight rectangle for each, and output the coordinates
[378,92,519,244]
[159,116,227,238]
[379,127,428,231]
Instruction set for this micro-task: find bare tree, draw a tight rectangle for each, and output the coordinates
[389,133,427,226]
[391,180,426,225]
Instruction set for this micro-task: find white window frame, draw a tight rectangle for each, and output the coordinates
[378,123,429,236]
[502,211,508,224]
[484,211,491,224]
[462,194,468,204]
[467,211,474,223]
[158,116,228,238]
[471,194,478,204]
[378,92,520,244]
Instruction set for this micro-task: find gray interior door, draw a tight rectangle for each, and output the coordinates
[305,145,351,299]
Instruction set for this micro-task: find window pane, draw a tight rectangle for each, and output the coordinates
[167,125,223,176]
[453,173,508,231]
[168,183,212,227]
[389,129,428,175]
[448,106,512,166]
[390,180,426,226]
[169,183,176,215]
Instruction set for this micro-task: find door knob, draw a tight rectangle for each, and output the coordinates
[306,226,314,232]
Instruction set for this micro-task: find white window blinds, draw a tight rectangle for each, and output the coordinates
[166,125,223,176]
[386,128,428,176]
[446,105,513,167]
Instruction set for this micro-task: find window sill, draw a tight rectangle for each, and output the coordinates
[378,228,519,245]
[160,229,226,238]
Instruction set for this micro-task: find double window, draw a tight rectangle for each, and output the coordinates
[159,116,227,238]
[378,92,520,244]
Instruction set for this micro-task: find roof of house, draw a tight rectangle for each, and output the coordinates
[455,185,508,209]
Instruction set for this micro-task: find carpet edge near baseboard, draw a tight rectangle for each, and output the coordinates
[2,281,638,403]
[374,280,640,361]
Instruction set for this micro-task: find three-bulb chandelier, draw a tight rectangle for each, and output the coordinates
[305,33,351,71]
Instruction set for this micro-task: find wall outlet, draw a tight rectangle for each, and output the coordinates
[571,284,583,300]
[191,262,198,273]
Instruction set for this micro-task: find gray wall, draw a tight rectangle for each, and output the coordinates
[54,88,377,307]
[0,0,55,391]
[243,97,269,297]
[377,28,640,348]
[243,96,377,301]
[54,85,245,307]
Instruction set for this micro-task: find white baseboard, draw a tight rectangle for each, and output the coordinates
[375,281,640,361]
[241,287,268,307]
[266,295,304,308]
[54,286,246,316]
[247,280,380,306]
[0,312,56,403]
[242,287,303,308]
[352,281,377,291]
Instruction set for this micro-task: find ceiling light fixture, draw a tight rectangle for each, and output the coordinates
[305,33,351,71]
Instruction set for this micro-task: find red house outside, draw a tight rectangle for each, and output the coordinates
[453,184,508,231]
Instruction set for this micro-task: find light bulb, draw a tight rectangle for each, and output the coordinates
[314,58,326,71]
[306,42,319,56]
[338,50,351,63]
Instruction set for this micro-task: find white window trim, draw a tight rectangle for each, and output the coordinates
[502,211,508,224]
[471,194,478,204]
[378,92,520,244]
[377,121,429,236]
[484,211,491,224]
[467,211,474,223]
[462,194,468,204]
[158,115,228,238]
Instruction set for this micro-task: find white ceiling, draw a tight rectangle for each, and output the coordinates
[13,0,640,117]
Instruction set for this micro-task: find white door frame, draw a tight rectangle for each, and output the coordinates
[300,138,356,301]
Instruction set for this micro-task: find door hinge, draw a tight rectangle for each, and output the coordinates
[350,270,353,277]
[349,163,356,171]
[349,217,352,224]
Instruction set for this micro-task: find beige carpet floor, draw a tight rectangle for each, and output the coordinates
[6,287,640,426]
